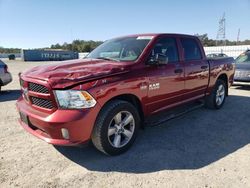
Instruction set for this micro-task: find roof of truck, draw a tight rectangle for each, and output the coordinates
[117,33,197,38]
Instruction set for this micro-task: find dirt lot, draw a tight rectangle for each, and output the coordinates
[0,59,250,188]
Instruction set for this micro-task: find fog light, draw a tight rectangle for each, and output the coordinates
[61,128,69,139]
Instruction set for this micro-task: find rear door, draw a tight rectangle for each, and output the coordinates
[145,36,185,114]
[180,37,209,100]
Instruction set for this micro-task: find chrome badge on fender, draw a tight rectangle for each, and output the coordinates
[149,83,160,90]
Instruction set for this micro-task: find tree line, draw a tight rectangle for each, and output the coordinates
[0,47,21,54]
[195,33,250,46]
[0,40,103,54]
[50,40,103,52]
[1,35,250,54]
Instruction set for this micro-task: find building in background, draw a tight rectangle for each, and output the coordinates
[21,49,79,61]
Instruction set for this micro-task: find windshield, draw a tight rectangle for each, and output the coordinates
[87,36,153,62]
[235,53,250,63]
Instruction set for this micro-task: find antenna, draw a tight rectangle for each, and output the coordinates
[216,13,226,46]
[237,28,240,44]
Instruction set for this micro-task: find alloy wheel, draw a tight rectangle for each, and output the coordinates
[216,84,225,106]
[107,111,135,148]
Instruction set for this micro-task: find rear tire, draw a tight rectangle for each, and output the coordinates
[92,100,140,155]
[205,79,226,109]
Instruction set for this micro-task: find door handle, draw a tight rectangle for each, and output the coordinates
[201,65,208,70]
[174,68,183,74]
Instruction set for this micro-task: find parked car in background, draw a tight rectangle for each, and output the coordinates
[8,54,16,60]
[234,50,250,84]
[206,53,228,58]
[0,60,12,92]
[17,33,235,155]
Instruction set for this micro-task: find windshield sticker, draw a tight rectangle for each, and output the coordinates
[137,36,154,40]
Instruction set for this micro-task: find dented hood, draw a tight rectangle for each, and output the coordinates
[22,59,130,88]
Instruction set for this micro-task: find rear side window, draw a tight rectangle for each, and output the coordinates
[181,38,202,61]
[150,37,179,63]
[235,53,250,63]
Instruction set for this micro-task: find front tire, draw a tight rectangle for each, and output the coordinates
[205,79,226,109]
[92,100,140,155]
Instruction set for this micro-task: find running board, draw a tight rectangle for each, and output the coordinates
[144,100,204,127]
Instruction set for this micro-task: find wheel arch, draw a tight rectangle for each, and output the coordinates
[217,73,228,96]
[101,94,145,125]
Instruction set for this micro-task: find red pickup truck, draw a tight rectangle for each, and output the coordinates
[17,34,235,155]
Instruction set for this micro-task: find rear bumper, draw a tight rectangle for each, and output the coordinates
[233,76,250,85]
[0,72,12,86]
[234,78,250,82]
[16,97,101,146]
[233,81,250,86]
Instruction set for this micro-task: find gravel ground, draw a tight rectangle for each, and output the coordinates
[1,59,250,188]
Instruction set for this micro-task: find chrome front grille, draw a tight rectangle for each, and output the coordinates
[28,82,49,94]
[30,96,54,109]
[20,79,56,110]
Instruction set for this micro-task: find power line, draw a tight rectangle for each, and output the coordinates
[216,13,226,46]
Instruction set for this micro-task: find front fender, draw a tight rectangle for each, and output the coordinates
[87,77,148,114]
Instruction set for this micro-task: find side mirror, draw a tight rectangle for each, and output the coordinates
[148,53,168,65]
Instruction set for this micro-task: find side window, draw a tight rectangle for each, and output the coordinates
[180,38,202,61]
[150,37,179,63]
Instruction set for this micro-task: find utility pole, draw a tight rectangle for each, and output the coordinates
[216,13,226,46]
[237,28,240,44]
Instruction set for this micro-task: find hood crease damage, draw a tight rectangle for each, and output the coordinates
[22,59,130,88]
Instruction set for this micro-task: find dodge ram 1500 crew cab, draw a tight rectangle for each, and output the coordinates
[17,34,235,155]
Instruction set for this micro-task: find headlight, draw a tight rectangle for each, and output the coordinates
[54,90,97,109]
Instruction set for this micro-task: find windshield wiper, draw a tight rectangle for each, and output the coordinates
[96,57,120,62]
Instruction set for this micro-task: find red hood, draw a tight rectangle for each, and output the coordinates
[22,59,130,88]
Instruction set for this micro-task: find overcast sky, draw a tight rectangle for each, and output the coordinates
[0,0,250,48]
